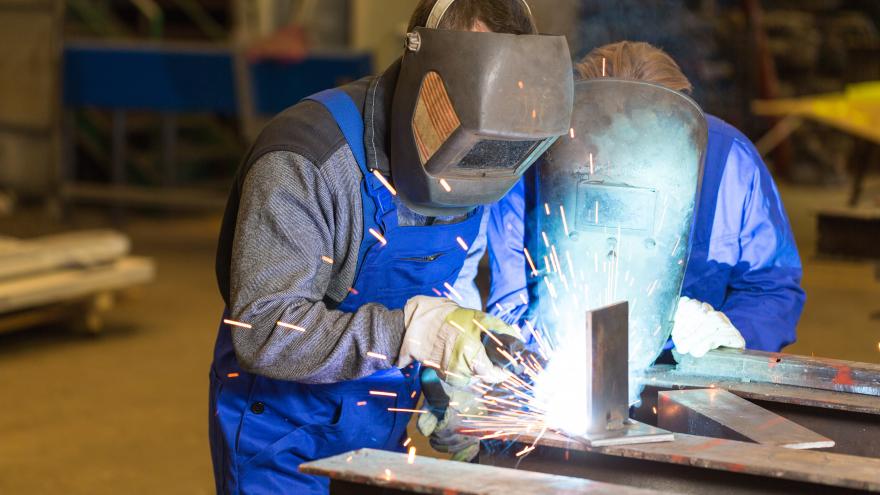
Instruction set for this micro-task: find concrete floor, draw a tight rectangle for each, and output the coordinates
[0,181,878,493]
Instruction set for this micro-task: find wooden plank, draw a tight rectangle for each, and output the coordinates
[0,230,129,280]
[675,348,880,397]
[513,430,880,492]
[642,368,880,416]
[0,256,154,314]
[300,449,667,495]
[657,389,834,449]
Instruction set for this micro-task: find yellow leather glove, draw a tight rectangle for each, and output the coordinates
[399,296,523,386]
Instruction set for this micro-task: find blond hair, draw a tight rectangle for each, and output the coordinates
[577,41,693,93]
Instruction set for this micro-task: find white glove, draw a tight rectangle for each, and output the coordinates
[398,296,520,386]
[672,296,745,358]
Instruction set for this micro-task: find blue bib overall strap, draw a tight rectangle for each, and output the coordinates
[209,87,485,495]
[308,89,395,260]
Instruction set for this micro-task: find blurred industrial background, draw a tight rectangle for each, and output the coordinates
[0,0,878,493]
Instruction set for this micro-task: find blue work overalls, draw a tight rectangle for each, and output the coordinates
[209,89,484,494]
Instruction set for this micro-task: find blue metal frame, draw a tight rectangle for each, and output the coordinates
[62,41,373,114]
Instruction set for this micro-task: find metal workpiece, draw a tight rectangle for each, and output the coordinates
[480,429,880,494]
[300,448,668,495]
[579,302,673,446]
[635,359,880,458]
[674,348,880,396]
[657,388,834,449]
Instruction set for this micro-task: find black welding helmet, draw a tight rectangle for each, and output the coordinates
[390,0,573,217]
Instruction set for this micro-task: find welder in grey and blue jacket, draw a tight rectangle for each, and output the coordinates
[209,1,573,493]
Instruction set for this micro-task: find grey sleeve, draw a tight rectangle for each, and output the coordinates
[228,150,405,383]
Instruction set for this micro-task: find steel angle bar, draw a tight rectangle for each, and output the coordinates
[657,388,834,449]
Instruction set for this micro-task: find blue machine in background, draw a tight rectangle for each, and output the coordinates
[60,41,372,209]
[63,41,372,114]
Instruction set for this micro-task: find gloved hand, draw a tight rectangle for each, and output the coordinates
[417,368,482,462]
[672,296,746,358]
[399,296,524,386]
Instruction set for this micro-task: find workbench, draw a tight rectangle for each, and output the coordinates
[482,349,880,494]
[305,348,880,495]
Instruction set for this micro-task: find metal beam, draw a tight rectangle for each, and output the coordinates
[674,348,880,396]
[481,430,880,493]
[585,301,629,433]
[578,302,672,446]
[634,368,880,458]
[657,389,834,449]
[300,448,668,495]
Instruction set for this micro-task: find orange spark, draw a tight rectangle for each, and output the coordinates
[370,390,397,397]
[369,228,388,246]
[515,445,535,457]
[439,178,452,192]
[407,447,416,464]
[388,408,428,414]
[366,351,387,360]
[357,401,367,406]
[276,321,306,332]
[523,247,538,276]
[560,205,570,237]
[443,282,463,301]
[403,437,412,447]
[372,169,397,195]
[472,318,504,347]
[517,80,524,89]
[223,319,252,329]
[227,372,239,378]
[321,256,334,264]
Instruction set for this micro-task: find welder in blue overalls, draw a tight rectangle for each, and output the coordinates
[209,1,573,493]
[466,41,804,359]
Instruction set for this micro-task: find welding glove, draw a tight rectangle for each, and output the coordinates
[399,296,524,387]
[417,367,483,462]
[672,296,746,358]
